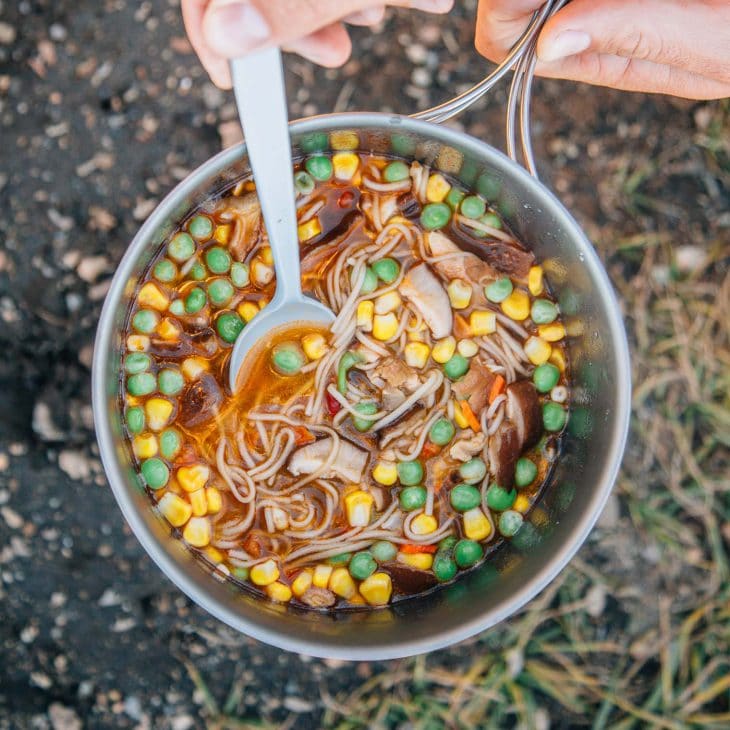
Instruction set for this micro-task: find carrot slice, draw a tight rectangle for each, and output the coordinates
[488,374,506,405]
[420,441,441,459]
[400,543,438,554]
[293,425,315,446]
[460,399,482,432]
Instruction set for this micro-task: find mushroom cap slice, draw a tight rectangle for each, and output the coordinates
[399,263,453,340]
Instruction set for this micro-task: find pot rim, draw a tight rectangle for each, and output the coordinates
[92,112,631,660]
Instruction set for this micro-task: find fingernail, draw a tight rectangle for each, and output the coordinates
[206,1,271,57]
[410,0,453,12]
[538,30,591,62]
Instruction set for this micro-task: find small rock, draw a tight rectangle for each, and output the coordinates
[1,506,23,529]
[78,344,94,369]
[58,450,91,481]
[675,245,708,274]
[170,715,195,730]
[123,695,143,721]
[111,617,137,632]
[77,255,110,283]
[87,207,117,233]
[32,402,65,441]
[98,588,123,607]
[31,672,53,690]
[133,198,158,221]
[0,22,16,45]
[48,703,81,730]
[585,584,606,617]
[283,697,315,713]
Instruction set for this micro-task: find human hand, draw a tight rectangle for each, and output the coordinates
[475,0,730,100]
[183,0,454,89]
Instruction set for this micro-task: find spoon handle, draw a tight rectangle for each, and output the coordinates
[230,49,301,307]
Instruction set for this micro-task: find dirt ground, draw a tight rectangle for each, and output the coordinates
[0,1,728,728]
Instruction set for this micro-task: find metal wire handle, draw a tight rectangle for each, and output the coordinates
[413,0,565,179]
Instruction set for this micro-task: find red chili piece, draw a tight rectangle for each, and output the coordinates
[325,391,342,415]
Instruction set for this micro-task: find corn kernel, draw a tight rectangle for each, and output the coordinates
[457,339,478,358]
[145,397,174,431]
[189,489,208,517]
[238,301,260,322]
[157,318,180,340]
[453,400,469,429]
[258,298,268,309]
[302,332,327,360]
[177,464,210,492]
[291,569,313,597]
[158,492,192,527]
[470,310,497,336]
[329,568,357,599]
[524,336,552,365]
[359,572,392,606]
[182,516,211,547]
[251,259,274,287]
[182,356,208,380]
[566,318,584,337]
[356,301,374,332]
[372,460,398,486]
[397,552,434,570]
[133,434,158,459]
[407,321,427,342]
[127,335,150,352]
[214,224,232,244]
[549,348,567,373]
[432,336,456,364]
[298,217,322,242]
[345,490,374,527]
[373,313,398,341]
[330,130,359,150]
[513,494,531,514]
[205,546,224,563]
[260,246,273,265]
[463,507,492,541]
[411,513,438,535]
[333,152,360,181]
[250,558,280,586]
[501,290,530,321]
[138,282,169,311]
[404,342,430,369]
[312,564,333,588]
[538,323,566,342]
[265,581,293,602]
[374,291,401,315]
[426,173,451,203]
[348,592,366,606]
[205,487,222,514]
[447,279,472,310]
[528,265,544,296]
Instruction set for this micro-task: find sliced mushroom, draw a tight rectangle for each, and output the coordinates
[215,193,261,262]
[399,263,453,339]
[488,420,520,488]
[451,356,497,415]
[505,381,542,450]
[177,374,223,429]
[287,437,367,483]
[300,587,337,608]
[382,386,407,411]
[383,562,438,595]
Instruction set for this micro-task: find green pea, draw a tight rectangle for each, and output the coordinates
[169,299,185,316]
[397,460,423,486]
[232,566,249,581]
[349,552,377,580]
[429,418,455,446]
[294,170,315,195]
[391,134,416,157]
[461,195,486,219]
[515,458,538,488]
[272,341,305,375]
[420,202,452,230]
[184,287,206,314]
[449,484,482,512]
[399,486,427,511]
[124,352,151,374]
[153,259,177,283]
[189,262,207,281]
[372,257,400,284]
[327,552,352,566]
[125,406,145,434]
[305,155,333,181]
[454,539,484,568]
[445,187,466,210]
[371,541,398,563]
[205,246,231,274]
[132,309,159,334]
[216,311,244,343]
[498,510,524,537]
[543,402,567,432]
[486,483,516,511]
[208,278,234,307]
[168,232,195,262]
[531,299,558,325]
[231,262,250,288]
[301,132,328,154]
[533,363,560,393]
[141,458,169,490]
[159,428,182,460]
[158,368,184,396]
[188,215,213,240]
[459,458,487,485]
[127,372,156,397]
[358,266,378,294]
[352,402,378,432]
[438,535,458,554]
[433,553,458,582]
[485,277,513,303]
[481,212,502,229]
[443,354,469,380]
[383,160,410,182]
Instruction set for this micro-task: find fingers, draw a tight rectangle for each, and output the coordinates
[182,0,232,87]
[475,0,543,62]
[345,6,386,26]
[285,23,353,67]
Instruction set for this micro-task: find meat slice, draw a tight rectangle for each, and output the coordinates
[215,193,261,261]
[399,263,453,339]
[382,387,406,411]
[372,357,420,392]
[452,356,497,415]
[505,381,542,450]
[488,420,520,488]
[449,432,487,462]
[287,437,367,483]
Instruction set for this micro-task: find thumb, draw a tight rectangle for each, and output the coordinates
[537,0,730,82]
